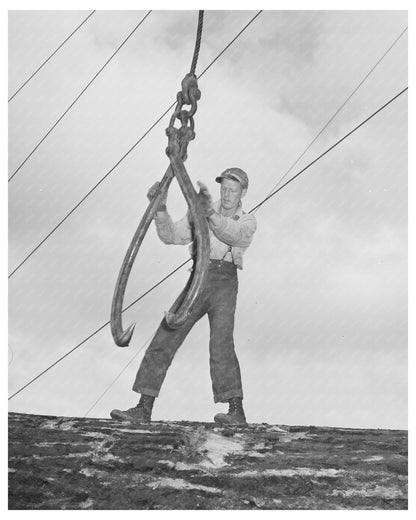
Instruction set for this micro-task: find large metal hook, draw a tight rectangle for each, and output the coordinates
[111,74,210,347]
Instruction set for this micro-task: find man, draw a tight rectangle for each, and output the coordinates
[110,167,257,425]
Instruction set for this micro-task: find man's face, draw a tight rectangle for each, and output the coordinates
[220,178,245,211]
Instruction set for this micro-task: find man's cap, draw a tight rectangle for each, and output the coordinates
[215,168,249,189]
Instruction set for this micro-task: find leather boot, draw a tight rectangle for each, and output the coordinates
[214,397,247,426]
[110,394,155,424]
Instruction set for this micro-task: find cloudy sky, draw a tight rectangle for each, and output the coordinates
[8,9,408,429]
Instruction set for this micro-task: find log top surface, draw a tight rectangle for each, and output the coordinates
[8,412,408,510]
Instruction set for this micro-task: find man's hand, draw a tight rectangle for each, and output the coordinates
[197,181,214,216]
[147,181,167,211]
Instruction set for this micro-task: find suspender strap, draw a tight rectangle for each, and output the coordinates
[221,245,234,263]
[218,209,243,264]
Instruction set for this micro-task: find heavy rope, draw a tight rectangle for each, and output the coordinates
[190,11,204,75]
[8,11,262,279]
[8,10,152,183]
[111,10,209,346]
[8,10,96,102]
[8,86,407,402]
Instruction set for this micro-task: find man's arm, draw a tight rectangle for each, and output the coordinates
[196,180,257,248]
[154,210,193,245]
[147,181,193,245]
[208,211,257,248]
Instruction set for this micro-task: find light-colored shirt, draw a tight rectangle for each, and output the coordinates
[154,200,257,269]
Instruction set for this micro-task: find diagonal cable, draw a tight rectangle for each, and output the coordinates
[249,87,408,214]
[8,10,152,183]
[8,258,190,402]
[197,10,262,79]
[8,87,407,402]
[82,33,408,414]
[8,10,96,102]
[254,25,408,210]
[83,330,155,418]
[8,11,263,279]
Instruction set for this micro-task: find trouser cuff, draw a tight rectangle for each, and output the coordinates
[214,389,243,403]
[132,384,160,398]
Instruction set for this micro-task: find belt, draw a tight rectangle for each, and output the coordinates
[209,259,237,269]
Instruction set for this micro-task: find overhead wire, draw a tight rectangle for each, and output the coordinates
[83,330,155,417]
[255,25,408,208]
[249,87,408,214]
[8,86,407,402]
[197,10,262,79]
[84,11,205,412]
[8,10,96,102]
[8,258,190,401]
[8,10,152,183]
[84,84,409,415]
[8,12,406,408]
[8,11,263,279]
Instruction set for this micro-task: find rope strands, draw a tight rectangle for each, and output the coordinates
[257,26,408,207]
[8,87,407,402]
[8,10,96,103]
[190,11,204,75]
[8,10,152,183]
[196,10,262,80]
[8,11,263,279]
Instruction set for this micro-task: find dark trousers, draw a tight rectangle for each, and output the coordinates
[132,260,243,403]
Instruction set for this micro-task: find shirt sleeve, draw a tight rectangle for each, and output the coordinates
[210,213,257,248]
[154,210,193,245]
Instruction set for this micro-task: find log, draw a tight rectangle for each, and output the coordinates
[8,412,407,510]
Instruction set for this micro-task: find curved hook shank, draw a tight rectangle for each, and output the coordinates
[111,167,175,347]
[164,153,210,329]
[111,157,211,345]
